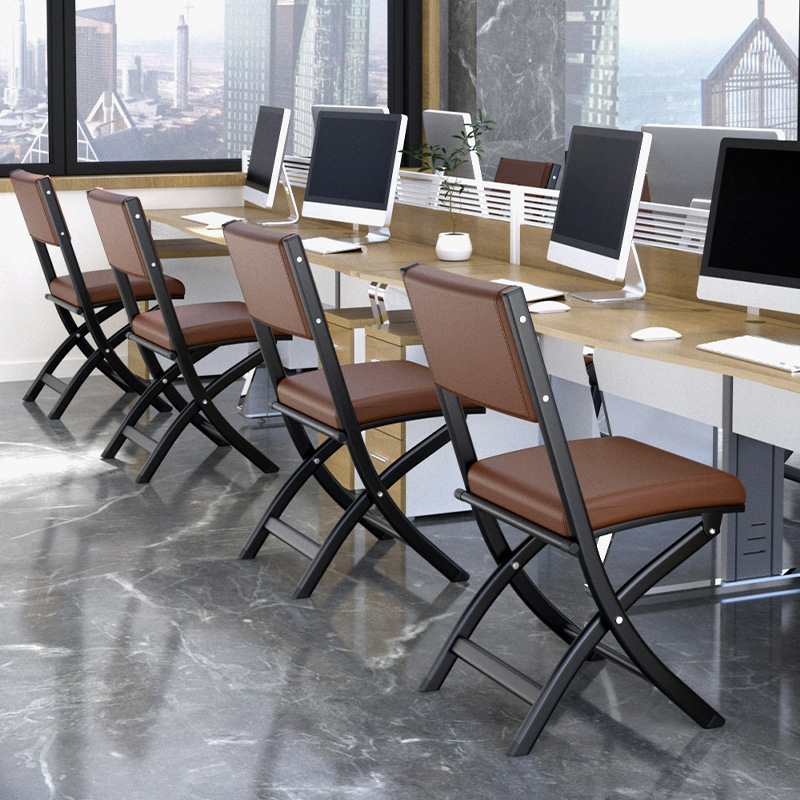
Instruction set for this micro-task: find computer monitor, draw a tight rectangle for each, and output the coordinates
[311,104,389,129]
[421,109,482,182]
[642,124,784,207]
[547,125,651,303]
[697,138,800,315]
[302,110,407,243]
[243,106,294,217]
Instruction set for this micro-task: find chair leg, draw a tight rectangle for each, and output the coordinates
[47,345,109,419]
[362,427,469,583]
[135,351,277,483]
[292,488,375,599]
[240,436,344,559]
[422,535,544,693]
[102,361,182,459]
[280,418,392,543]
[23,314,91,404]
[508,519,722,755]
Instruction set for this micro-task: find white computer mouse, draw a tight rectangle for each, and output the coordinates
[530,300,571,314]
[631,326,682,341]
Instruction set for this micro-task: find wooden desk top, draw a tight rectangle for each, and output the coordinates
[148,204,800,395]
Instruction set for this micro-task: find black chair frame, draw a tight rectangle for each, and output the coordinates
[14,172,170,419]
[403,267,744,755]
[88,191,277,483]
[229,230,473,599]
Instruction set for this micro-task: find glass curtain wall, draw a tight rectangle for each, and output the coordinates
[71,0,387,164]
[1,0,49,164]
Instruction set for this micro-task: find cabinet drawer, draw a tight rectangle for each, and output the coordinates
[365,428,405,511]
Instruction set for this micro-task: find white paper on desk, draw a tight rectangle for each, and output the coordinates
[181,211,245,229]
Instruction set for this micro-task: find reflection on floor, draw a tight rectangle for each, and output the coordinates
[3,377,800,800]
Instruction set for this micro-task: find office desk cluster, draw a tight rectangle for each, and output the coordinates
[145,197,800,593]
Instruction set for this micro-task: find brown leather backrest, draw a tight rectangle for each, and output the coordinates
[223,222,313,340]
[404,264,538,423]
[494,158,552,189]
[86,189,149,280]
[9,169,64,246]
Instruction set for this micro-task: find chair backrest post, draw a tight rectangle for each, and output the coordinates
[280,234,364,437]
[498,287,596,547]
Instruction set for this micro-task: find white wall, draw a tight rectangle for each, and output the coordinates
[1,182,244,384]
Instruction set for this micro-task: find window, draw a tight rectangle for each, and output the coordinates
[1,0,403,176]
[1,0,49,165]
[567,0,799,140]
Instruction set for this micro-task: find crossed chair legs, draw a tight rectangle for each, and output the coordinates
[421,505,726,756]
[23,302,166,420]
[102,344,274,484]
[239,412,468,599]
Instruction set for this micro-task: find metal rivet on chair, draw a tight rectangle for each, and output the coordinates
[615,616,623,625]
[542,395,549,403]
[520,316,526,323]
[512,562,520,570]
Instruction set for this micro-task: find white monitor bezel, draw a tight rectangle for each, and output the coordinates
[547,127,651,283]
[243,106,291,209]
[696,137,800,315]
[302,111,407,231]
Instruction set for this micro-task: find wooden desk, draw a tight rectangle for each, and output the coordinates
[149,201,800,588]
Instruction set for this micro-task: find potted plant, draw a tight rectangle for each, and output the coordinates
[409,109,495,261]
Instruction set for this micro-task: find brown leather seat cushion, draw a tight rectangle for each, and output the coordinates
[468,436,746,538]
[50,269,185,307]
[277,360,445,429]
[132,301,255,351]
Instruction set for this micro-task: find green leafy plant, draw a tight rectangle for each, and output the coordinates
[409,109,495,234]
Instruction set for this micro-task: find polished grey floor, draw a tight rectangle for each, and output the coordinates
[3,377,800,800]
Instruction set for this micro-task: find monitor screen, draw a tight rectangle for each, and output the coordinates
[302,111,407,230]
[548,126,650,284]
[244,106,291,209]
[697,138,800,314]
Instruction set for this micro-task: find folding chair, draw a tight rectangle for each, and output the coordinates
[10,169,185,419]
[403,263,746,755]
[222,222,475,598]
[86,188,278,483]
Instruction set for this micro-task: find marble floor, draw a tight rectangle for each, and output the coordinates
[3,376,800,800]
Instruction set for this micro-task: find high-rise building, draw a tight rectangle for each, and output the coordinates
[75,2,117,122]
[702,0,798,140]
[293,0,371,156]
[224,0,274,158]
[565,0,619,134]
[174,14,190,110]
[4,0,32,109]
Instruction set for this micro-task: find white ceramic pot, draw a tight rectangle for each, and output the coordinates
[435,232,472,262]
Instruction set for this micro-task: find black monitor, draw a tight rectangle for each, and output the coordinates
[697,138,800,315]
[244,106,296,222]
[302,110,407,242]
[547,126,651,302]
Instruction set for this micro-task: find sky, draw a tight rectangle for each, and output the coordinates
[620,0,799,48]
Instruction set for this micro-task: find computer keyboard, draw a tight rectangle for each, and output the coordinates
[696,335,800,373]
[491,279,564,303]
[302,236,363,254]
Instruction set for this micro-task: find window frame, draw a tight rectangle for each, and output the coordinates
[2,0,420,178]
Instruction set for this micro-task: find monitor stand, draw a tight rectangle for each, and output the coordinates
[255,165,299,226]
[572,244,646,303]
